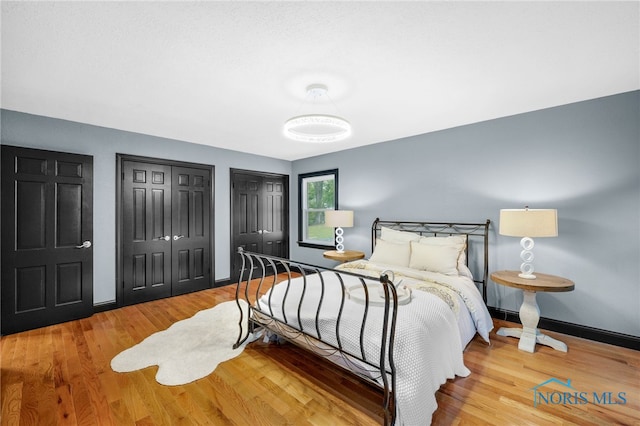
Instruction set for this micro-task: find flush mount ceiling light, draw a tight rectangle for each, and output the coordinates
[284,84,351,143]
[284,114,351,143]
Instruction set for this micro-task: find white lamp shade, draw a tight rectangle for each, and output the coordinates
[324,210,354,228]
[499,209,558,237]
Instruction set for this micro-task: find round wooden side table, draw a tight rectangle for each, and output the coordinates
[491,270,574,353]
[322,250,365,263]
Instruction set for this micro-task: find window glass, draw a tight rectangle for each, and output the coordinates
[298,169,338,248]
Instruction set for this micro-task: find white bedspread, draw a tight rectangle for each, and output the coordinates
[258,263,491,424]
[337,260,493,343]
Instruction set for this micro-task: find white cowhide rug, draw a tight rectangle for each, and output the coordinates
[111,300,252,386]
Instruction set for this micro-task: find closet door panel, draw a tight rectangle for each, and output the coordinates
[122,161,172,304]
[231,170,289,283]
[262,177,287,258]
[171,166,211,296]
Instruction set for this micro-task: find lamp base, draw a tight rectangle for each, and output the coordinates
[335,227,345,253]
[519,237,536,280]
[518,273,537,280]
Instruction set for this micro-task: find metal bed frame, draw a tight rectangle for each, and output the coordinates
[234,218,490,425]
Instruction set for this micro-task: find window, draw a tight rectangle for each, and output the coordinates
[298,169,338,248]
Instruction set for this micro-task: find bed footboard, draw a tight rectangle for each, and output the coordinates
[233,248,400,425]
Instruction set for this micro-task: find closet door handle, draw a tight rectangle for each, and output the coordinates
[173,235,185,241]
[75,240,92,249]
[156,235,171,241]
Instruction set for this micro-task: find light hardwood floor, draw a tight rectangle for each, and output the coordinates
[1,284,639,425]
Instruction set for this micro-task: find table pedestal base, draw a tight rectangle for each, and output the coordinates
[496,290,568,353]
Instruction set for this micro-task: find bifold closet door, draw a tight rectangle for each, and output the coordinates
[122,161,211,305]
[231,170,288,283]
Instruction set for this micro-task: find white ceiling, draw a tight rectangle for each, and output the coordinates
[2,1,638,161]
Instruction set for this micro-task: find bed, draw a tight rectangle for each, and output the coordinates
[233,218,493,425]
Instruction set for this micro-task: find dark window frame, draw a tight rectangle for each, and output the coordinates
[297,169,338,249]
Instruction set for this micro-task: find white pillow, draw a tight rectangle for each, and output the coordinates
[409,241,460,275]
[380,226,420,243]
[369,238,411,267]
[418,235,468,276]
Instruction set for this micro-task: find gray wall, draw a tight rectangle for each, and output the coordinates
[291,91,640,338]
[0,110,291,304]
[2,91,638,337]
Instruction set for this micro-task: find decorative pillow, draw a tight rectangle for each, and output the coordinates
[418,235,468,276]
[369,238,411,267]
[409,241,460,276]
[380,226,420,243]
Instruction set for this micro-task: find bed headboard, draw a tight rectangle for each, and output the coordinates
[371,218,491,301]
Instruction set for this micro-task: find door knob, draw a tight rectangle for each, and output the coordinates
[173,235,185,241]
[156,236,171,241]
[75,240,92,249]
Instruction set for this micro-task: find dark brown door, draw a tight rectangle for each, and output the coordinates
[231,170,288,283]
[1,146,93,334]
[121,160,211,304]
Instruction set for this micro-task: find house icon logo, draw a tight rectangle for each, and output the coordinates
[530,378,580,407]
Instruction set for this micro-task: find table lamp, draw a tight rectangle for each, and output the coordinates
[324,210,354,253]
[499,207,558,279]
